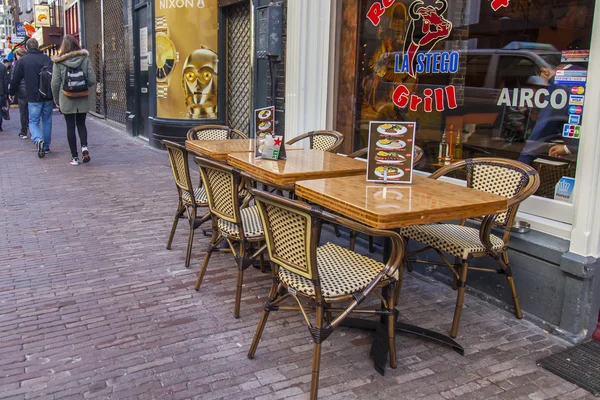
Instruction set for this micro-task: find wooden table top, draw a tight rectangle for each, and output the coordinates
[185,139,303,161]
[227,149,367,186]
[295,174,508,229]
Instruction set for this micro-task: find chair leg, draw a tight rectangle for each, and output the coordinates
[248,279,279,359]
[234,243,245,318]
[310,305,325,400]
[394,261,405,305]
[195,225,218,291]
[184,207,197,268]
[450,260,469,338]
[452,257,460,290]
[500,251,523,319]
[349,231,356,251]
[387,285,397,369]
[259,250,266,273]
[334,225,341,237]
[166,203,184,250]
[404,238,414,273]
[369,235,375,253]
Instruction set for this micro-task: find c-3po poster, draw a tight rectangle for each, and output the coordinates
[155,0,219,120]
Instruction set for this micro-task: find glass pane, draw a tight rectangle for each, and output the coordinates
[342,0,593,201]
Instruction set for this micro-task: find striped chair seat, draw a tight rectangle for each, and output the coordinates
[181,187,208,205]
[401,224,504,259]
[278,242,385,298]
[217,205,264,239]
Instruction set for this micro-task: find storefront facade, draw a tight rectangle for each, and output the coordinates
[123,0,272,147]
[282,0,600,343]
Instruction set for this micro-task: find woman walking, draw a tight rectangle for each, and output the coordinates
[51,35,96,165]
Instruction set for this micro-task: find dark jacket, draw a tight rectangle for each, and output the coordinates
[51,49,96,114]
[9,49,53,103]
[0,62,7,97]
[12,59,27,98]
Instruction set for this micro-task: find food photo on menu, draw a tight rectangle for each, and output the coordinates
[367,121,416,184]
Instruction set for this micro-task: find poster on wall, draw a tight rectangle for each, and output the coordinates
[34,5,51,27]
[155,0,219,120]
[366,121,416,184]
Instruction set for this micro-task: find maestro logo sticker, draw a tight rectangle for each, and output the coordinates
[569,105,583,115]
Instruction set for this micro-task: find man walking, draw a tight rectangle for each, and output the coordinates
[10,38,53,158]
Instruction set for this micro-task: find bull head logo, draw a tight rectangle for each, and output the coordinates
[404,0,452,78]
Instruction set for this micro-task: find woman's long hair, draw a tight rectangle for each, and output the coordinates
[59,35,81,55]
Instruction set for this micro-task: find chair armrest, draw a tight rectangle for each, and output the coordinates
[428,160,468,180]
[286,132,311,146]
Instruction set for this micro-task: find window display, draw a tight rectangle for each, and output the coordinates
[339,0,594,200]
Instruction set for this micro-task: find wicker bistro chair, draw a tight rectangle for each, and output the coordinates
[400,158,540,338]
[286,130,344,153]
[247,190,404,400]
[194,157,266,318]
[186,124,249,141]
[164,141,210,268]
[188,125,251,204]
[347,146,424,252]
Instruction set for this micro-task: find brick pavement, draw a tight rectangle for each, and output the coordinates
[0,113,594,399]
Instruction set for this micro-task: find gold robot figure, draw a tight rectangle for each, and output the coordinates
[182,47,218,119]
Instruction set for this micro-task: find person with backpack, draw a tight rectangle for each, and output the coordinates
[51,35,96,165]
[14,49,29,139]
[9,38,53,158]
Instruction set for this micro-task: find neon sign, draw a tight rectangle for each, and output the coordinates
[395,51,459,74]
[490,0,511,11]
[403,0,453,78]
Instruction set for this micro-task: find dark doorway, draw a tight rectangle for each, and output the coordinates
[133,1,150,138]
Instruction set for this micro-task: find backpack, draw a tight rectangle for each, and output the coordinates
[38,64,53,100]
[62,64,89,98]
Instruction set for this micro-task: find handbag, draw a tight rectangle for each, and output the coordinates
[1,96,10,120]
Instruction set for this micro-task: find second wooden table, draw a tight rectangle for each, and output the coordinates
[227,149,367,187]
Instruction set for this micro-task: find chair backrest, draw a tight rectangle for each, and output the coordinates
[413,145,424,165]
[253,190,318,281]
[195,157,242,224]
[464,158,539,227]
[348,146,423,167]
[187,125,249,141]
[163,140,194,195]
[286,130,344,153]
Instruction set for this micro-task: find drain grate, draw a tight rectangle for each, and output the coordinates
[537,340,600,397]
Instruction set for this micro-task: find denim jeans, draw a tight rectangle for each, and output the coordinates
[28,101,53,150]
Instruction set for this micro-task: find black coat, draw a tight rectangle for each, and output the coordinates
[12,60,27,99]
[0,63,7,97]
[9,49,52,103]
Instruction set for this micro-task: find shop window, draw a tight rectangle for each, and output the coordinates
[338,0,594,212]
[465,55,491,88]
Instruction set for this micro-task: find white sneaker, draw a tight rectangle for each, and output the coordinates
[82,146,90,163]
[70,157,79,166]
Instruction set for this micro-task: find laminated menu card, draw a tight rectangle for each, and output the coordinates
[366,121,417,184]
[254,106,286,160]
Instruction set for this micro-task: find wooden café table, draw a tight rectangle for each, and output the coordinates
[185,139,265,161]
[295,174,508,374]
[226,149,367,189]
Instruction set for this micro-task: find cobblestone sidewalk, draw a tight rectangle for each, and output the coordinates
[0,114,593,399]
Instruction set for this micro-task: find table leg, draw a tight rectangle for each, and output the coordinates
[340,238,464,376]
